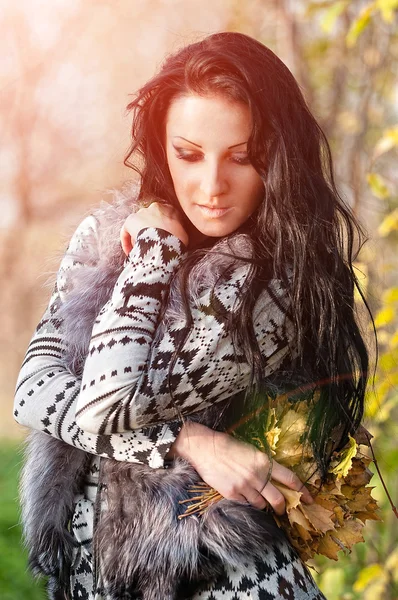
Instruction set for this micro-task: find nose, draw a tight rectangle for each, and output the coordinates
[199,159,228,200]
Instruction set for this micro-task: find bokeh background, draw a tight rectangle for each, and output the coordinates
[1,1,397,598]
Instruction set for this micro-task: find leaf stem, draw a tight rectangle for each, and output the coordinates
[365,431,398,518]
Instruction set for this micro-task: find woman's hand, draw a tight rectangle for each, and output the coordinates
[120,201,189,255]
[167,420,313,516]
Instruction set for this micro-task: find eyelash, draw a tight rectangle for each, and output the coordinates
[175,152,251,166]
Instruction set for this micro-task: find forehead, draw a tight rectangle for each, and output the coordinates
[165,94,252,143]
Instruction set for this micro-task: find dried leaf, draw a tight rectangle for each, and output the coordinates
[301,501,335,534]
[333,519,365,550]
[272,481,302,512]
[333,505,346,527]
[355,511,383,523]
[317,531,342,560]
[293,520,314,542]
[273,410,311,465]
[288,506,315,533]
[345,465,373,488]
[346,487,376,512]
[353,425,373,446]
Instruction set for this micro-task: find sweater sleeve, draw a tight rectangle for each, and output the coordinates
[76,226,297,435]
[13,216,183,469]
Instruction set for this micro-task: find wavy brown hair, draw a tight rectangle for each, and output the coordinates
[123,31,376,480]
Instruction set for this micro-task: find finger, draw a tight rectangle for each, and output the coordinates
[226,493,250,506]
[271,462,313,504]
[120,226,133,256]
[243,488,268,510]
[260,482,286,515]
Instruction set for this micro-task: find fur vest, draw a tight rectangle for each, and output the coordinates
[19,183,285,600]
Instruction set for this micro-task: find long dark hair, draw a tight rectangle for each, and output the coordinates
[123,31,377,479]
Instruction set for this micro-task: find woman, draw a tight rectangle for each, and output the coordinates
[14,31,372,600]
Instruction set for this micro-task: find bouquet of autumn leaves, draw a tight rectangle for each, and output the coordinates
[179,387,381,563]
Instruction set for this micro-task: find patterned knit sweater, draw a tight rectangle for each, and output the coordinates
[13,212,327,600]
[14,214,296,468]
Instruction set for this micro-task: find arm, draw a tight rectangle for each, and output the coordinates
[76,226,296,434]
[13,216,183,469]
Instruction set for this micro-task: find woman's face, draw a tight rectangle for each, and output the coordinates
[165,93,264,242]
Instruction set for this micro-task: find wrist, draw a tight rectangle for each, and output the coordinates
[165,420,220,467]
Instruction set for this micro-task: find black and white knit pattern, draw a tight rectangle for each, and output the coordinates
[75,225,296,435]
[14,215,325,599]
[14,218,182,469]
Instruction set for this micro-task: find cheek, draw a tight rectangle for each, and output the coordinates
[169,163,191,193]
[244,175,264,207]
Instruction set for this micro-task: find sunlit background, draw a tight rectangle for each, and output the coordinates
[1,1,397,598]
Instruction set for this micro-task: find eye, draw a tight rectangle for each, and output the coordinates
[175,152,201,163]
[232,156,251,165]
[173,148,251,166]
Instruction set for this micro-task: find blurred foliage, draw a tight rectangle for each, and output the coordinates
[304,2,398,599]
[0,442,45,600]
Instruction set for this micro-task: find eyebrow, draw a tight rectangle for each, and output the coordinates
[172,136,248,149]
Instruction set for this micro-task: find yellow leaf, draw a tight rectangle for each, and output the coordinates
[320,1,348,33]
[379,348,398,371]
[374,305,395,328]
[367,172,390,199]
[264,408,281,453]
[378,208,398,237]
[353,563,384,591]
[373,124,398,159]
[389,330,398,349]
[346,4,375,47]
[376,0,398,23]
[329,435,357,478]
[382,287,398,304]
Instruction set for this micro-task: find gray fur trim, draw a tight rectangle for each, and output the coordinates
[19,430,90,598]
[96,456,281,600]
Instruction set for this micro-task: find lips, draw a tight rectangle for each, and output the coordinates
[197,205,232,218]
